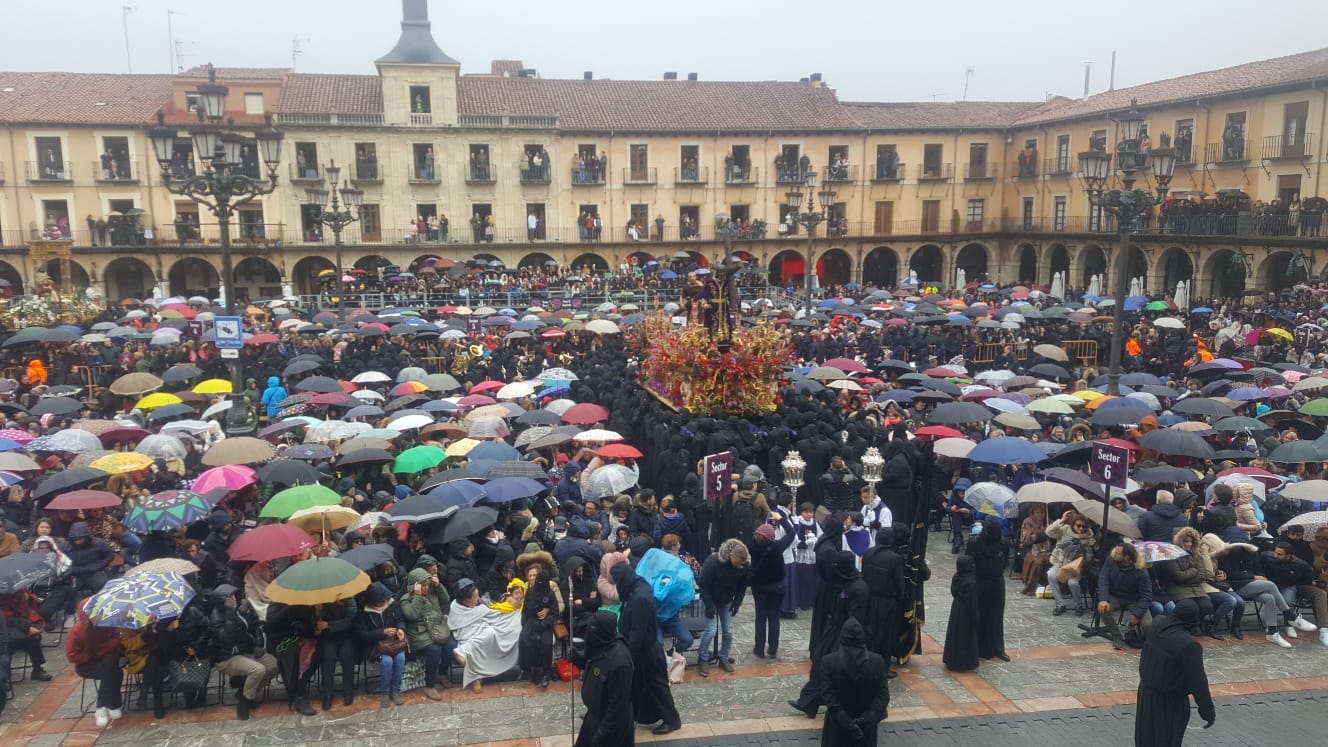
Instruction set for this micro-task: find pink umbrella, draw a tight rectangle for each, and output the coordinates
[0,429,33,445]
[192,464,258,493]
[457,394,496,408]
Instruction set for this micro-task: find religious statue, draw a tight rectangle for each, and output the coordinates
[683,257,742,343]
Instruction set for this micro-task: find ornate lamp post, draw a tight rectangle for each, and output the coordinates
[146,66,283,389]
[781,450,806,493]
[1078,104,1175,396]
[785,172,836,313]
[305,161,362,320]
[860,446,885,484]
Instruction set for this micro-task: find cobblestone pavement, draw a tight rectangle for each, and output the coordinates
[3,529,1326,746]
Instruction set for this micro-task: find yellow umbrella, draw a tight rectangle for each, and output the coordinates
[445,438,481,458]
[1072,390,1104,402]
[193,379,234,395]
[287,505,361,534]
[90,452,155,474]
[136,392,183,410]
[1266,327,1293,342]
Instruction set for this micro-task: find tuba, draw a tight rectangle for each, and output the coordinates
[450,345,471,376]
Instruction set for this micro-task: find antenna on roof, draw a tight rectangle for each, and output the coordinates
[1110,51,1117,91]
[292,35,310,71]
[175,40,191,73]
[962,67,974,102]
[167,9,184,73]
[1084,62,1092,97]
[122,4,137,74]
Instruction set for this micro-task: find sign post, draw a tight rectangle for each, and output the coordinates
[1083,439,1131,641]
[213,316,245,381]
[703,452,735,503]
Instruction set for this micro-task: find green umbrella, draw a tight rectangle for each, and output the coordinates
[1299,399,1328,417]
[1212,416,1272,432]
[393,444,446,474]
[261,484,342,519]
[268,556,369,605]
[1145,300,1171,311]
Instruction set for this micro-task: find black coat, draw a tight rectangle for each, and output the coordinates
[1134,614,1215,746]
[967,518,1008,659]
[813,552,869,662]
[943,556,980,672]
[860,529,905,658]
[816,620,890,747]
[807,524,846,659]
[610,563,680,728]
[878,440,914,521]
[575,636,636,747]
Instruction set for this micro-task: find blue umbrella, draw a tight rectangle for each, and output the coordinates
[1190,307,1213,314]
[0,438,21,452]
[426,479,486,504]
[540,385,571,399]
[1124,295,1150,312]
[877,390,915,404]
[967,436,1047,465]
[512,320,540,330]
[659,270,678,280]
[477,476,548,504]
[468,441,520,462]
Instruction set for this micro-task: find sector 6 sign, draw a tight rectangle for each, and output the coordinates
[1089,441,1130,489]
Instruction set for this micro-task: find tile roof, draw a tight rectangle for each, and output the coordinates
[455,77,863,131]
[489,60,525,77]
[844,101,1042,130]
[179,66,290,80]
[1014,47,1328,126]
[0,72,174,125]
[277,74,383,114]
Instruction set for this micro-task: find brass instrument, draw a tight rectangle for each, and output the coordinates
[450,346,471,376]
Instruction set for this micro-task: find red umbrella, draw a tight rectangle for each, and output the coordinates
[561,403,610,425]
[470,381,505,394]
[597,443,644,459]
[1217,466,1280,488]
[1101,437,1141,452]
[45,489,122,511]
[923,368,956,377]
[541,329,566,338]
[99,426,151,446]
[192,464,258,494]
[914,425,964,439]
[823,357,869,374]
[228,523,316,563]
[246,333,279,346]
[307,392,353,407]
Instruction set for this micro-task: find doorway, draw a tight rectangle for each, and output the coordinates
[874,202,893,234]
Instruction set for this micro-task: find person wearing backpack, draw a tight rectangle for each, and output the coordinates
[726,477,770,545]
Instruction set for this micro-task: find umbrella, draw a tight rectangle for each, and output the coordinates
[192,464,258,493]
[1032,344,1069,362]
[32,467,110,500]
[1281,511,1328,533]
[89,452,154,475]
[109,372,164,396]
[44,489,121,511]
[338,448,396,466]
[338,544,395,572]
[228,523,318,563]
[389,486,477,523]
[561,403,611,425]
[517,409,561,426]
[962,482,1016,518]
[82,572,195,629]
[0,552,57,594]
[123,490,216,533]
[1138,430,1216,459]
[30,397,82,417]
[1268,441,1326,464]
[479,460,550,479]
[135,434,189,461]
[256,459,323,485]
[1028,363,1073,380]
[268,557,370,605]
[496,382,536,400]
[387,414,435,432]
[1133,465,1201,483]
[1134,541,1188,564]
[927,402,993,425]
[1072,498,1142,539]
[123,557,202,578]
[428,506,501,545]
[467,416,511,440]
[476,476,548,504]
[287,504,361,534]
[586,464,638,498]
[419,467,483,490]
[45,429,102,454]
[1171,398,1235,419]
[468,441,521,462]
[201,436,276,466]
[1090,404,1152,427]
[1215,467,1282,489]
[993,413,1041,431]
[966,437,1046,465]
[286,444,337,462]
[1278,481,1328,503]
[193,378,233,395]
[933,438,976,459]
[261,484,342,519]
[597,443,644,459]
[0,452,40,472]
[1013,481,1081,505]
[393,444,447,474]
[161,365,204,385]
[135,392,183,410]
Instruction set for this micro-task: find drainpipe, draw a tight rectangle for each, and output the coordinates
[5,129,28,286]
[1313,83,1327,198]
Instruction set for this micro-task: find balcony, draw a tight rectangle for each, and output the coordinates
[410,164,441,183]
[623,167,656,185]
[775,167,816,184]
[289,163,321,183]
[570,167,605,186]
[1204,141,1249,163]
[351,163,382,184]
[1043,157,1073,176]
[409,113,433,126]
[465,165,495,184]
[963,162,997,181]
[520,166,552,185]
[1262,134,1312,160]
[275,113,385,127]
[823,164,858,183]
[917,163,953,181]
[1174,143,1196,166]
[26,160,72,182]
[1011,159,1038,179]
[724,165,758,185]
[871,163,904,182]
[675,166,708,185]
[457,114,559,129]
[92,159,140,184]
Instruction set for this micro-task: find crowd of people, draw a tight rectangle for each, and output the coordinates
[3,274,1328,744]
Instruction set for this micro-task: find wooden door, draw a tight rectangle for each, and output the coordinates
[921,201,940,233]
[874,201,893,235]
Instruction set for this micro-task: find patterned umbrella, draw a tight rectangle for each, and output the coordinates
[82,571,195,629]
[0,552,56,594]
[0,429,33,445]
[1134,541,1189,564]
[89,452,155,475]
[962,482,1017,518]
[123,557,201,578]
[124,490,216,533]
[268,557,370,605]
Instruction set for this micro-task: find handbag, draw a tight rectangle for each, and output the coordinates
[168,656,213,696]
[377,635,408,656]
[555,658,580,682]
[427,618,450,645]
[1056,556,1083,584]
[552,621,569,641]
[667,651,686,685]
[400,658,427,691]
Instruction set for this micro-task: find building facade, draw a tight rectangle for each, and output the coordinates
[2,0,1326,305]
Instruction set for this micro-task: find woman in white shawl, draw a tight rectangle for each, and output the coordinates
[449,577,525,691]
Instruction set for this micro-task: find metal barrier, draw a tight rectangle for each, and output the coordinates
[1062,340,1099,366]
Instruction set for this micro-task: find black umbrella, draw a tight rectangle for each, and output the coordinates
[33,467,111,500]
[1133,465,1200,483]
[1138,429,1216,459]
[337,544,394,572]
[516,409,561,426]
[877,360,915,374]
[1171,398,1235,419]
[1090,405,1152,427]
[30,397,82,417]
[915,377,962,397]
[282,359,323,377]
[276,394,312,409]
[338,448,395,467]
[1048,440,1094,466]
[161,365,204,385]
[1268,440,1328,464]
[0,552,56,594]
[419,467,483,491]
[385,394,430,413]
[285,444,335,462]
[256,459,322,485]
[1211,449,1258,462]
[1040,466,1104,499]
[428,506,500,544]
[1028,363,1074,381]
[389,492,467,523]
[295,376,342,394]
[910,390,954,403]
[927,402,993,425]
[149,403,196,422]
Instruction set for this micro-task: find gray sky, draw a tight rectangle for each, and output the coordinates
[8,0,1328,103]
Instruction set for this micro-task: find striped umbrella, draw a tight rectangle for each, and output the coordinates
[268,557,370,605]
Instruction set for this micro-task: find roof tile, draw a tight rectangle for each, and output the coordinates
[0,72,174,126]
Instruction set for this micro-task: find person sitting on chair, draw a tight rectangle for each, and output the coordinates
[1098,543,1153,650]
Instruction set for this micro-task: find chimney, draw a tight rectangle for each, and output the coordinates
[686,72,698,81]
[663,72,677,80]
[518,68,537,78]
[809,73,822,82]
[376,0,459,66]
[583,71,593,80]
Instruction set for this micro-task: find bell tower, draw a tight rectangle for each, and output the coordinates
[376,0,460,127]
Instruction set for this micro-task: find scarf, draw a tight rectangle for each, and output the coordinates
[844,526,872,558]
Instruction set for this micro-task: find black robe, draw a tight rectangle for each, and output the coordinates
[1135,614,1215,747]
[807,523,847,661]
[575,623,636,747]
[860,528,905,664]
[610,563,681,728]
[816,619,890,747]
[942,555,980,672]
[967,517,1008,659]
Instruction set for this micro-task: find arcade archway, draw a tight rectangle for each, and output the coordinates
[1205,249,1247,298]
[909,245,943,283]
[291,256,336,296]
[232,257,281,303]
[518,252,557,270]
[168,257,219,298]
[0,261,23,295]
[769,250,807,286]
[1158,248,1193,295]
[1016,244,1038,285]
[44,259,90,293]
[955,243,989,286]
[569,253,608,272]
[817,248,853,287]
[1048,245,1070,287]
[1080,245,1107,287]
[104,257,155,302]
[862,247,899,288]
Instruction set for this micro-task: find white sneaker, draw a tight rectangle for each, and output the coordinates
[1284,626,1298,639]
[1266,631,1293,648]
[1291,616,1318,633]
[1319,628,1328,647]
[94,707,110,727]
[108,708,123,721]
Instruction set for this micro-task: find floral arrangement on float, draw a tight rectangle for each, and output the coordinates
[636,314,788,415]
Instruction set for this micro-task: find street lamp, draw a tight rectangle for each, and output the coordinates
[305,160,362,320]
[786,171,836,313]
[146,65,283,390]
[1078,103,1174,396]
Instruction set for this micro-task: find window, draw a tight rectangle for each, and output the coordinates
[826,145,849,181]
[1222,112,1247,160]
[967,143,988,179]
[470,204,493,242]
[628,144,650,182]
[107,199,140,246]
[874,201,893,234]
[1277,174,1302,204]
[573,144,603,184]
[679,206,701,239]
[360,204,381,242]
[39,199,69,239]
[98,136,132,181]
[1021,197,1035,230]
[679,145,701,182]
[33,136,66,180]
[522,144,549,182]
[1283,102,1309,156]
[526,203,546,240]
[293,143,319,180]
[299,205,324,242]
[1174,119,1194,164]
[1088,199,1103,232]
[412,204,440,242]
[629,204,649,240]
[875,145,900,179]
[922,144,943,177]
[468,145,491,181]
[578,204,601,241]
[1055,135,1071,172]
[244,93,264,115]
[409,86,431,113]
[1017,139,1038,178]
[729,205,750,223]
[172,201,200,243]
[238,208,265,242]
[185,93,201,113]
[727,145,752,182]
[778,201,799,235]
[1053,197,1067,231]
[966,199,985,225]
[921,200,941,232]
[413,144,437,180]
[777,144,805,182]
[354,143,379,180]
[170,139,195,178]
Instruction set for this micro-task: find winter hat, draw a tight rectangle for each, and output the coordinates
[365,582,393,605]
[208,510,233,529]
[753,523,776,543]
[555,453,569,465]
[67,522,93,539]
[394,484,412,500]
[953,478,973,493]
[415,554,439,569]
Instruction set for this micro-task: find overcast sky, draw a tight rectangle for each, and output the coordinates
[7,0,1328,103]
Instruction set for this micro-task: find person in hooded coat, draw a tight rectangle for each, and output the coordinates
[609,562,681,735]
[815,618,890,747]
[878,433,915,521]
[860,526,905,674]
[1134,604,1216,747]
[943,554,980,672]
[967,516,1010,661]
[442,540,478,599]
[791,549,869,717]
[574,610,635,747]
[260,376,287,419]
[806,514,847,659]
